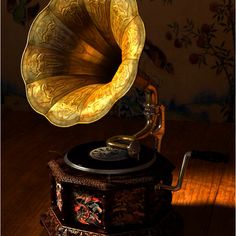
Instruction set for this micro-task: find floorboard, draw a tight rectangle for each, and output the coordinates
[1,109,235,236]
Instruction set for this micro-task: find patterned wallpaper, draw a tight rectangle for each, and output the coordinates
[136,0,234,122]
[5,0,235,122]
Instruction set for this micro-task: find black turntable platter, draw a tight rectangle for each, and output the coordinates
[64,141,157,174]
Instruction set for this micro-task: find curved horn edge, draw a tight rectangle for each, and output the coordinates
[40,60,139,127]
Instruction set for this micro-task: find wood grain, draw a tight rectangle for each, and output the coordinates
[2,108,235,236]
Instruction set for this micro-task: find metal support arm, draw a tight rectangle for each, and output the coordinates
[106,83,165,159]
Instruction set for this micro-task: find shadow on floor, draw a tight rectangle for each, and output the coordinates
[173,204,235,236]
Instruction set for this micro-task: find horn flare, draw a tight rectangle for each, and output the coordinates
[21,0,145,127]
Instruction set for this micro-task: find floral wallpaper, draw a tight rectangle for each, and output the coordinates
[135,0,234,122]
[5,0,235,122]
[165,0,234,121]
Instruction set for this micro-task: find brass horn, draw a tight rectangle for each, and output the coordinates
[21,0,165,157]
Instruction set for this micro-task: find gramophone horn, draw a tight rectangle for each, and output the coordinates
[21,0,145,127]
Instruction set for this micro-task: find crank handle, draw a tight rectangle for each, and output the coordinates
[158,150,228,192]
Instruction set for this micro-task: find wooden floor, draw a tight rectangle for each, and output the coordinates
[2,108,235,236]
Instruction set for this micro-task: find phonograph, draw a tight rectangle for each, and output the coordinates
[21,0,226,235]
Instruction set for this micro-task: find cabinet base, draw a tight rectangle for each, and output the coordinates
[41,207,182,236]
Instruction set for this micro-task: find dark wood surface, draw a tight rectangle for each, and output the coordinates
[2,108,235,236]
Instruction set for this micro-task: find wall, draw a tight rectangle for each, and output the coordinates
[136,0,234,122]
[2,0,234,121]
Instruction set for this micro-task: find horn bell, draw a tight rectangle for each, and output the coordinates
[21,0,146,127]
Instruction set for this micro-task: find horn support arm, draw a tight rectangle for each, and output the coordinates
[106,77,165,159]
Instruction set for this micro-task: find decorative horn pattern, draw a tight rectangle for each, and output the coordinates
[21,0,145,127]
